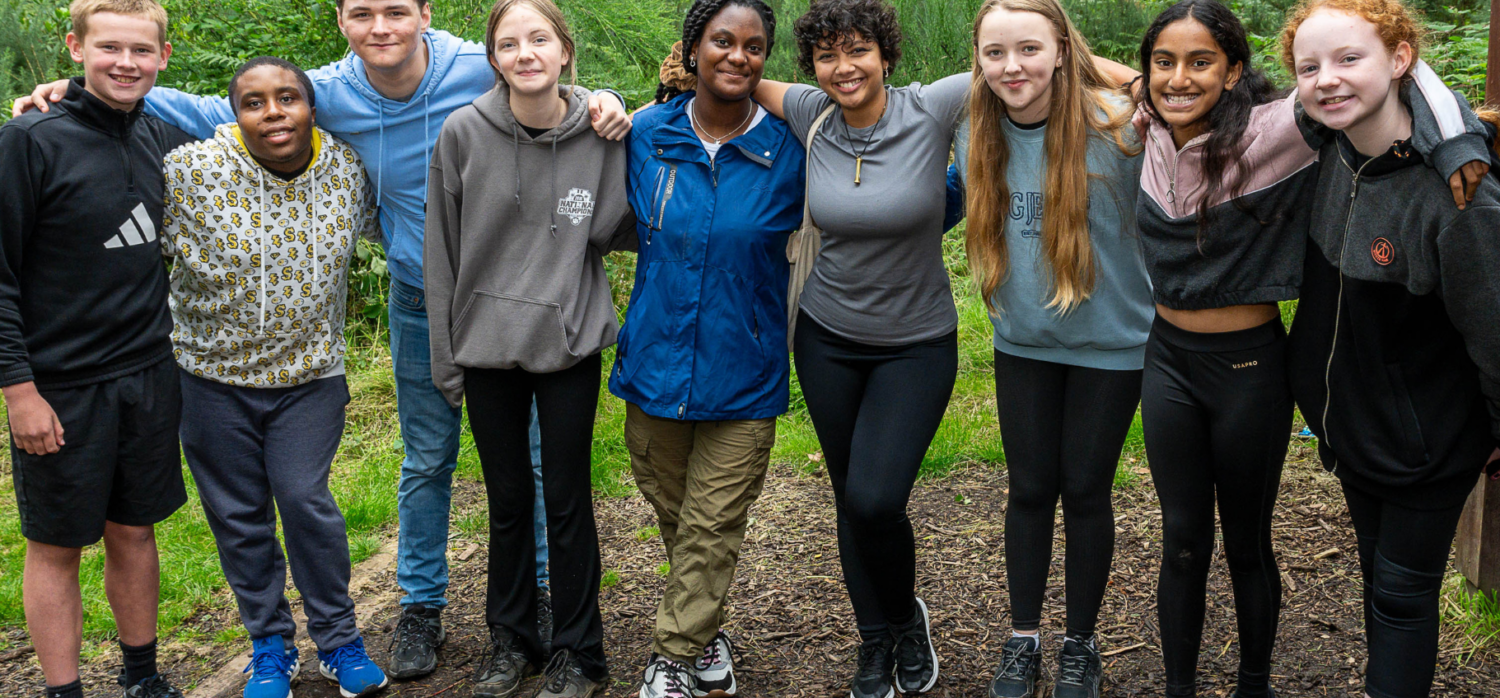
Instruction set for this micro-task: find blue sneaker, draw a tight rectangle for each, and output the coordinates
[318,637,389,697]
[243,635,299,698]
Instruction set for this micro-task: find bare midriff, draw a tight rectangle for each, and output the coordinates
[1155,302,1280,333]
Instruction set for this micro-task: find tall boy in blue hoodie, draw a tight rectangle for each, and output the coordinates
[17,1,633,678]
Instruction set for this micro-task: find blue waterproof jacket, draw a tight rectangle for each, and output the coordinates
[610,93,805,421]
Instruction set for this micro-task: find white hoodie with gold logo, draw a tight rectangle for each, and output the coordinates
[162,123,379,387]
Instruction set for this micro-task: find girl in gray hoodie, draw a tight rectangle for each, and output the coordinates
[423,2,634,695]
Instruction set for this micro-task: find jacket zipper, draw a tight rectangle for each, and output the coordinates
[648,166,666,229]
[1148,129,1178,213]
[1320,150,1376,474]
[752,312,759,339]
[116,139,136,193]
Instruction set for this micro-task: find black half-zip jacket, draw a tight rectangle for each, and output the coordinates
[1288,134,1500,509]
[0,78,195,389]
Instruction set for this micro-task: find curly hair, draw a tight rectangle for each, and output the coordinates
[1278,0,1425,74]
[793,0,903,79]
[656,0,777,104]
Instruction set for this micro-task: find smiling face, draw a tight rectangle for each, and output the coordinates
[1149,17,1241,145]
[234,65,316,173]
[811,32,888,114]
[976,7,1062,124]
[66,12,171,112]
[691,4,768,103]
[1292,8,1411,141]
[490,5,570,97]
[338,0,431,73]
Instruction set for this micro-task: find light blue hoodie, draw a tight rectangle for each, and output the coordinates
[145,30,494,289]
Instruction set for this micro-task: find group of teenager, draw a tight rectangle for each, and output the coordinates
[5,0,1499,698]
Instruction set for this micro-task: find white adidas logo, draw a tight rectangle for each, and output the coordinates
[104,203,157,248]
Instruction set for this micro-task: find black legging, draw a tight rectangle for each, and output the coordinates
[993,350,1142,637]
[1141,316,1290,698]
[1341,482,1465,698]
[793,313,957,639]
[465,354,606,680]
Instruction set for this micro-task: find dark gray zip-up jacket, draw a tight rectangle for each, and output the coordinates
[1288,132,1500,509]
[425,82,636,407]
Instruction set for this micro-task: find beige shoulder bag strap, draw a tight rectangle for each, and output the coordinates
[786,104,838,351]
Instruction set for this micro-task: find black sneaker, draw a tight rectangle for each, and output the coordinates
[475,626,537,698]
[892,598,938,694]
[986,636,1040,698]
[533,649,604,698]
[387,603,444,679]
[850,635,896,698]
[538,586,554,657]
[119,673,183,698]
[1053,637,1102,698]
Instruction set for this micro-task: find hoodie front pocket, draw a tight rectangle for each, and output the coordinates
[1384,362,1430,466]
[452,291,576,373]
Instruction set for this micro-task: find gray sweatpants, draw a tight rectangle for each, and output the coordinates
[179,370,358,650]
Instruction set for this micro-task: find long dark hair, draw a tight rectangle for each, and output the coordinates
[655,0,778,104]
[1139,0,1276,231]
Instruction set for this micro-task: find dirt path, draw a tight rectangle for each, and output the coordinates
[4,437,1497,697]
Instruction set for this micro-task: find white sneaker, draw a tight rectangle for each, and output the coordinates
[693,632,738,697]
[640,654,695,698]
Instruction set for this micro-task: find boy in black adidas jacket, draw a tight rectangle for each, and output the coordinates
[1284,4,1500,697]
[0,2,193,697]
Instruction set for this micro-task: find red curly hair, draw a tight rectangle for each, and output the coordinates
[1278,0,1425,75]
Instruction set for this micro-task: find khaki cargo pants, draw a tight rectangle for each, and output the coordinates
[624,402,775,664]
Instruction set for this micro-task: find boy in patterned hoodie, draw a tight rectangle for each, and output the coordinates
[160,57,388,698]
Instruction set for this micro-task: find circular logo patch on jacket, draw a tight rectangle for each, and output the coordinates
[1371,237,1395,266]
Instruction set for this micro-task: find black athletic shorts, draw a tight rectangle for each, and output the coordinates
[11,357,186,547]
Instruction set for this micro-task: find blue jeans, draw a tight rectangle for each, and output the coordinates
[390,278,547,608]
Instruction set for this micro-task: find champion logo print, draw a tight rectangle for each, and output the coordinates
[103,203,157,248]
[557,188,595,226]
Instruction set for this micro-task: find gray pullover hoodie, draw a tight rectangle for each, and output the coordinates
[426,83,635,407]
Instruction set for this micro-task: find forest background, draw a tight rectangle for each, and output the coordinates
[0,0,1496,662]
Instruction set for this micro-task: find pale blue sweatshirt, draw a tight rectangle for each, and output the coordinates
[951,110,1153,371]
[145,30,617,290]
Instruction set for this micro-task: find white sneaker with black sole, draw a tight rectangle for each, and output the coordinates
[692,631,738,697]
[640,654,695,698]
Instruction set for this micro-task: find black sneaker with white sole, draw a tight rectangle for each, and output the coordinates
[850,634,896,698]
[986,636,1040,698]
[892,598,938,694]
[387,603,444,679]
[1053,637,1102,698]
[693,631,738,697]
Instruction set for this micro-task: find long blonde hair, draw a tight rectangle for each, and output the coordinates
[964,0,1137,315]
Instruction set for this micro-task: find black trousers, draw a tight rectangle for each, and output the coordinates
[793,313,957,638]
[993,350,1142,636]
[465,354,605,680]
[1341,482,1465,698]
[1141,317,1290,698]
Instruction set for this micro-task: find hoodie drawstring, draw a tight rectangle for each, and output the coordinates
[513,127,523,211]
[550,136,559,237]
[377,109,386,207]
[423,93,432,199]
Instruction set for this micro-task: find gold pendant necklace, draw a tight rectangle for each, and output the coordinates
[843,101,886,185]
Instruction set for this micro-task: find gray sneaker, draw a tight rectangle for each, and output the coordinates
[692,632,737,697]
[388,603,444,679]
[537,586,554,657]
[532,650,603,698]
[474,627,536,698]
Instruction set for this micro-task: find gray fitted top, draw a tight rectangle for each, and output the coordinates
[782,74,970,346]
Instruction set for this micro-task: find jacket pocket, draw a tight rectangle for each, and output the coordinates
[451,291,576,373]
[1384,362,1430,465]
